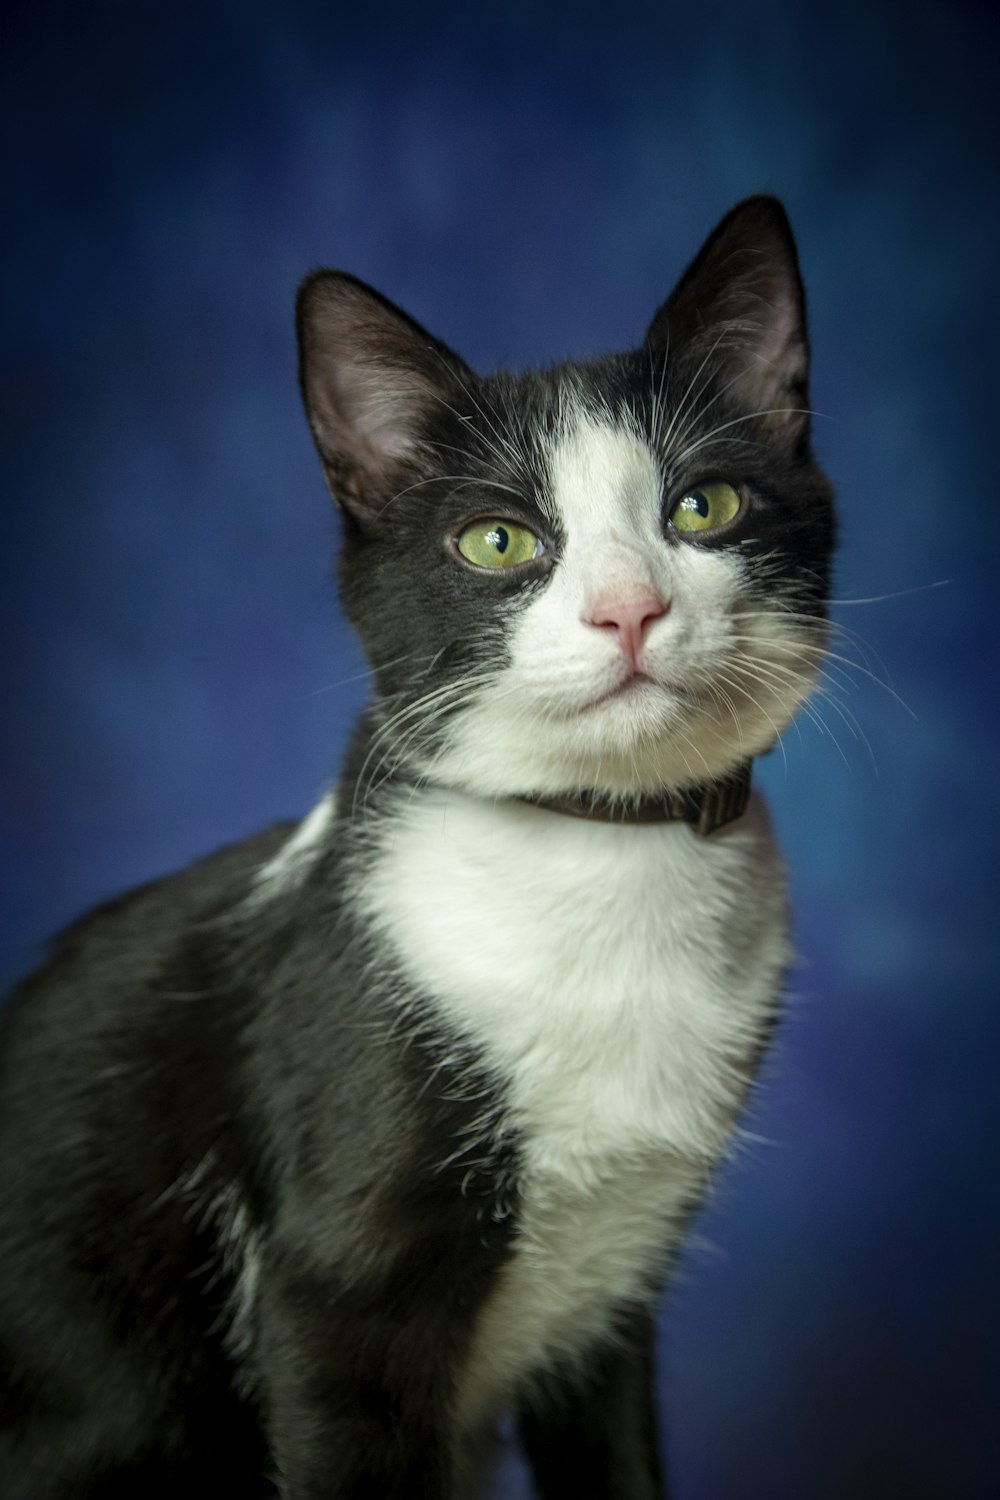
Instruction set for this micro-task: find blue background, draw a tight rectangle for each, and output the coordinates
[2,2,997,1495]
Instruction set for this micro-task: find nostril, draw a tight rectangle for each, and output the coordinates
[588,594,669,663]
[590,594,668,633]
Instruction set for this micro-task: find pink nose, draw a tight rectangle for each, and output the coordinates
[588,594,668,665]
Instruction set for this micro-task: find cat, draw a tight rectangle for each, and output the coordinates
[0,195,835,1499]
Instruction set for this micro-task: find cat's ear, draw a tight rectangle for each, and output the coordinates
[646,196,810,441]
[296,272,472,517]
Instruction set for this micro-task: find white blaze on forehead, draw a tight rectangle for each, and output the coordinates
[547,416,666,597]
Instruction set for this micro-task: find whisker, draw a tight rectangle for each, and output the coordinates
[827,581,949,605]
[727,608,913,714]
[299,651,437,699]
[711,666,790,775]
[351,658,503,818]
[372,473,526,521]
[670,408,815,472]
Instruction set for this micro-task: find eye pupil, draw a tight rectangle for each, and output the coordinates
[455,518,543,569]
[670,481,741,534]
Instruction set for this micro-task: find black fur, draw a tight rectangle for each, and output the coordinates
[0,197,834,1497]
[0,828,520,1498]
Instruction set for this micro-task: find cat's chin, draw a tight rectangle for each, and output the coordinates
[564,671,708,745]
[579,672,677,714]
[423,705,766,802]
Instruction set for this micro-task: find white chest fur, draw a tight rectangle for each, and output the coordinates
[354,789,790,1424]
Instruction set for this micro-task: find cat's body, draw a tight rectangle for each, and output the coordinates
[0,198,835,1498]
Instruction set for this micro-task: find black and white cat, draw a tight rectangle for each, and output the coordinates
[0,196,835,1499]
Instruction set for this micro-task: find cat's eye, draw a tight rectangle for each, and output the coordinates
[669,481,743,535]
[455,518,545,569]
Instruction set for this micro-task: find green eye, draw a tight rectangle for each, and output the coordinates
[670,481,742,534]
[456,518,544,569]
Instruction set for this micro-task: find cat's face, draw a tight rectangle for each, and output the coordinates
[297,197,835,802]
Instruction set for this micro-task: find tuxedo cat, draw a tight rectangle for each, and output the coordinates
[0,196,835,1499]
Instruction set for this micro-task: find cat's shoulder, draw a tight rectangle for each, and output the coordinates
[2,819,301,1026]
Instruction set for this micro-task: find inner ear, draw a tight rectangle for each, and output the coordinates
[645,196,811,439]
[296,272,474,517]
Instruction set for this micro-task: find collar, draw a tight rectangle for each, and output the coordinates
[518,761,753,836]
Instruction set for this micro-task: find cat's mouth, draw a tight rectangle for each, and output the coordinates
[581,670,687,714]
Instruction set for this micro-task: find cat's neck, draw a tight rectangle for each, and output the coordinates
[338,711,755,838]
[515,762,753,836]
[344,759,754,839]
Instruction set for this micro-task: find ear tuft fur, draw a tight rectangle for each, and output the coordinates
[296,273,472,517]
[646,196,811,441]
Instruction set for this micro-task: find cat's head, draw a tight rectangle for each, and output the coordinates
[297,197,835,804]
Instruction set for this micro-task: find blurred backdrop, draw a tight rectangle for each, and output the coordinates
[2,1,997,1496]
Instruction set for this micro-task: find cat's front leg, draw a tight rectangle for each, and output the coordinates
[257,1255,458,1500]
[517,1312,669,1500]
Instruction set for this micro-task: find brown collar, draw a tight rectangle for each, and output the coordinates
[519,762,753,836]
